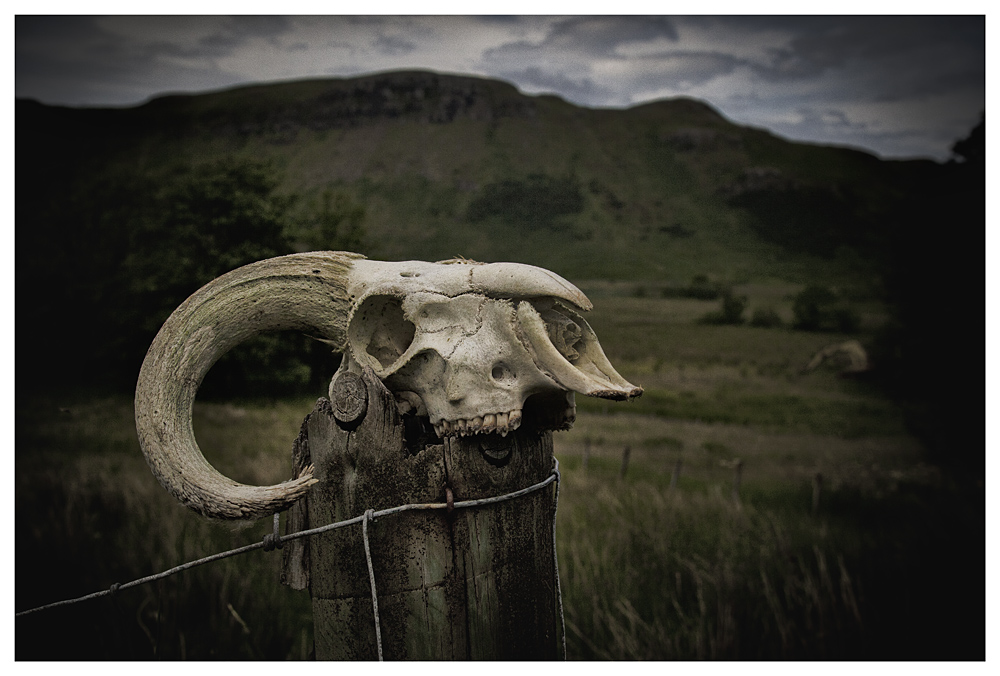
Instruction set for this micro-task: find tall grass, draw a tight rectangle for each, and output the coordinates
[15,295,983,660]
[557,469,868,659]
[16,394,981,660]
[553,442,981,660]
[15,396,317,660]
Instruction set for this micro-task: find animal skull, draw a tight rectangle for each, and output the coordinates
[338,259,639,438]
[135,252,641,520]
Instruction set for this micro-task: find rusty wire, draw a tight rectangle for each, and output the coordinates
[362,508,384,661]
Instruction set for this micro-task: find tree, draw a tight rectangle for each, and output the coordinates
[699,288,747,325]
[121,158,296,336]
[875,115,984,472]
[294,188,367,252]
[792,285,859,333]
[466,173,584,231]
[20,156,364,396]
[951,113,984,165]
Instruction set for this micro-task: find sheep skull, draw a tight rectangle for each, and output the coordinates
[337,258,640,438]
[135,252,641,520]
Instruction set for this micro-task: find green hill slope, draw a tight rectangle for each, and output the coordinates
[17,69,934,286]
[17,71,980,451]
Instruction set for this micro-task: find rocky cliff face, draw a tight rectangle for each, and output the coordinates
[131,70,541,140]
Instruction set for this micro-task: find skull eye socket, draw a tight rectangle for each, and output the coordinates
[350,295,416,371]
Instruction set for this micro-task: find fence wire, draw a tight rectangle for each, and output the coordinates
[15,460,562,636]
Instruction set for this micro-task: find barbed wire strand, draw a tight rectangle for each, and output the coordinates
[16,467,560,620]
[362,509,384,661]
[551,458,567,658]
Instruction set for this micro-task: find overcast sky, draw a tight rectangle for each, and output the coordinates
[14,13,986,161]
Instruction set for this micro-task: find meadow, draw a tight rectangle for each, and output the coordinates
[15,288,983,660]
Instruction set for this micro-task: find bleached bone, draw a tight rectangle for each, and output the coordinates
[135,252,641,521]
[801,339,870,375]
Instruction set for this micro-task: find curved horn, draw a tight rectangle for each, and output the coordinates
[135,251,364,520]
[470,262,593,311]
[516,300,643,401]
[345,259,593,311]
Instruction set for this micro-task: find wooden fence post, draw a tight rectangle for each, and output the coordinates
[812,472,823,515]
[731,459,743,505]
[619,445,631,479]
[669,459,682,491]
[282,367,564,660]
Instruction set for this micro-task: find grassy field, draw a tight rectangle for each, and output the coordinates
[14,290,983,660]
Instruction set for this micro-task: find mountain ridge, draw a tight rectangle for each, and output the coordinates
[16,69,940,285]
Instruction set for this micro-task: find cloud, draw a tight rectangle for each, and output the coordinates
[13,15,984,159]
[186,16,293,56]
[15,16,288,104]
[617,52,743,94]
[96,15,292,58]
[496,65,605,102]
[373,33,418,56]
[541,16,679,56]
[692,15,986,102]
[479,16,690,106]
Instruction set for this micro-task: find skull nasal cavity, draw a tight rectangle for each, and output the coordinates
[354,295,416,370]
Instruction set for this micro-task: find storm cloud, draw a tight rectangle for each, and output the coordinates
[14,15,985,160]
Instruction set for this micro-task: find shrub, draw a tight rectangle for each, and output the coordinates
[466,173,584,230]
[685,274,723,300]
[833,307,861,333]
[700,288,747,325]
[792,285,859,332]
[750,307,783,328]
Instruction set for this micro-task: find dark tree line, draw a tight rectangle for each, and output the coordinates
[875,115,985,473]
[17,156,366,398]
[723,115,985,472]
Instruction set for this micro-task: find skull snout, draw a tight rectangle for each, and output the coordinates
[444,360,516,402]
[403,340,558,438]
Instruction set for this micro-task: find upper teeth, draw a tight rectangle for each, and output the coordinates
[434,409,523,438]
[429,395,577,439]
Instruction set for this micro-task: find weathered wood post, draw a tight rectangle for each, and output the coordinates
[731,458,743,505]
[132,252,641,660]
[619,445,631,479]
[669,458,682,491]
[282,368,563,659]
[812,472,823,515]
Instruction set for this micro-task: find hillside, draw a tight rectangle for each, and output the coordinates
[16,71,982,468]
[17,69,935,286]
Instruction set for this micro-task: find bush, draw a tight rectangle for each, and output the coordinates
[750,307,783,328]
[700,288,747,325]
[294,188,366,252]
[466,173,584,230]
[833,307,861,333]
[792,285,858,332]
[19,157,363,397]
[660,275,725,301]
